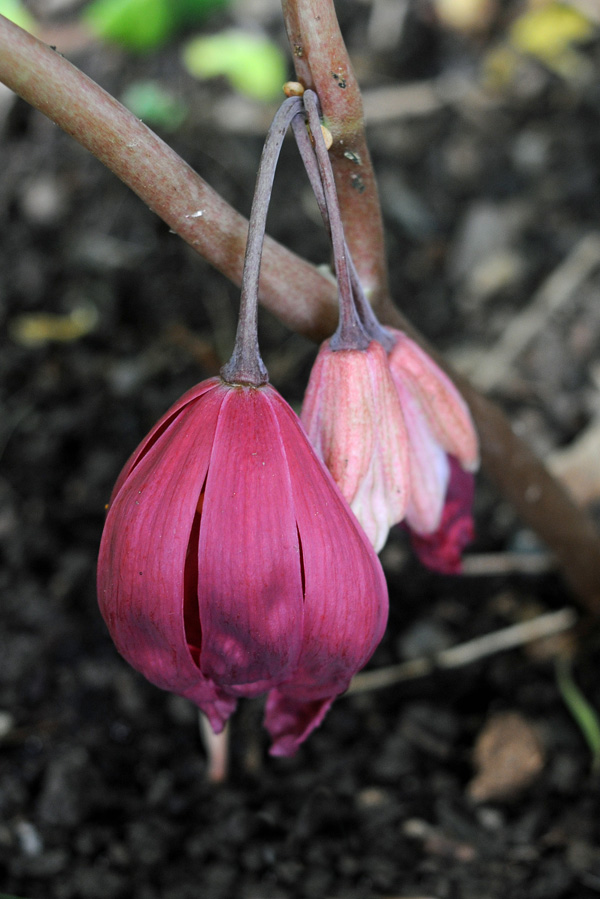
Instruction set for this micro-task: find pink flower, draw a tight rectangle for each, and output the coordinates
[301,330,479,559]
[97,377,388,757]
[388,330,479,538]
[301,339,409,553]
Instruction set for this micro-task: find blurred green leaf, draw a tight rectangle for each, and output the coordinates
[510,2,595,81]
[121,81,188,131]
[182,29,286,101]
[83,0,229,52]
[556,656,600,770]
[0,0,37,32]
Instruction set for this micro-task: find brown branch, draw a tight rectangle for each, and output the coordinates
[0,14,338,342]
[281,0,390,314]
[0,15,599,611]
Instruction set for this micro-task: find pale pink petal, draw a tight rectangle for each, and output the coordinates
[302,340,409,553]
[264,393,388,754]
[197,385,304,689]
[396,380,450,534]
[389,331,479,472]
[302,341,376,501]
[97,381,237,732]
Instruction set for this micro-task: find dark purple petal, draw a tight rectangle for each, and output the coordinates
[408,456,475,574]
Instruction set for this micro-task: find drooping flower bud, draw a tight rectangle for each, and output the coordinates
[301,339,409,553]
[292,91,479,562]
[98,377,388,756]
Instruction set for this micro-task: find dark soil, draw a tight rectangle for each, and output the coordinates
[2,2,600,898]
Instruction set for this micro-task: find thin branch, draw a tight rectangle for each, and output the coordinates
[1,16,600,611]
[348,607,578,694]
[0,15,338,343]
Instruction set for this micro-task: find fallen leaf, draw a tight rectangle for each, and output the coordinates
[468,711,545,802]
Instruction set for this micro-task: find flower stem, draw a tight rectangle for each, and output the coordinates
[302,91,369,351]
[292,104,394,352]
[221,96,304,386]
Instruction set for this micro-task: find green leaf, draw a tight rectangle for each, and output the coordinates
[182,29,287,101]
[83,0,229,53]
[0,0,37,32]
[121,81,188,131]
[556,656,600,770]
[83,0,173,51]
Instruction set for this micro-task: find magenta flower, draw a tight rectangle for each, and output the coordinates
[97,377,388,757]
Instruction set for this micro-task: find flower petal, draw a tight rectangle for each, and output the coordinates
[396,379,450,534]
[302,340,409,553]
[302,342,376,502]
[264,393,388,754]
[97,381,237,731]
[265,691,335,757]
[110,377,222,499]
[409,456,476,573]
[389,331,479,471]
[196,385,304,690]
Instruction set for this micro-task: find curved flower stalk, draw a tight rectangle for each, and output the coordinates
[97,94,388,757]
[296,91,479,566]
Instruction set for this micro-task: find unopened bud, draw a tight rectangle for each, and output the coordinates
[283,81,305,97]
[320,125,333,150]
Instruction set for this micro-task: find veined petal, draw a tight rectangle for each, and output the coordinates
[265,393,388,754]
[389,331,479,472]
[97,382,237,731]
[302,340,409,553]
[197,385,304,689]
[397,380,450,534]
[302,342,376,502]
[110,377,223,499]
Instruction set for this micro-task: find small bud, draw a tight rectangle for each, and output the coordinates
[283,80,305,97]
[320,125,333,149]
